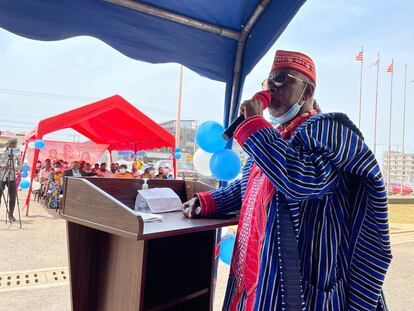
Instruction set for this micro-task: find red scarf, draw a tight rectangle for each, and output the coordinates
[229,110,317,311]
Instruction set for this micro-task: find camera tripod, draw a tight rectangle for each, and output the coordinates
[0,152,22,228]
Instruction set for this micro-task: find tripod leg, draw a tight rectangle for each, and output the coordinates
[14,182,22,228]
[0,182,6,224]
[3,185,11,224]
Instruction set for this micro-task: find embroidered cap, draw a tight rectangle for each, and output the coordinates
[271,50,316,85]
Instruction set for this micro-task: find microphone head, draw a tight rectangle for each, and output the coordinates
[252,90,271,109]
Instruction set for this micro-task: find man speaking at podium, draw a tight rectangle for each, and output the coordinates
[183,50,391,310]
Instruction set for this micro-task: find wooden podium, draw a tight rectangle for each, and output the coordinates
[61,177,238,311]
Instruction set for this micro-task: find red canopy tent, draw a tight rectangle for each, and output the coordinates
[23,95,176,214]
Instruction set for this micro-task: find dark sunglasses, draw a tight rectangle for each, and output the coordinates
[262,72,307,90]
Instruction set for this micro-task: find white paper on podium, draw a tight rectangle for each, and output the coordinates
[130,210,164,222]
[136,188,182,214]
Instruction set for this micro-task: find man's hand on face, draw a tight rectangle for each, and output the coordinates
[239,98,264,119]
[182,197,201,218]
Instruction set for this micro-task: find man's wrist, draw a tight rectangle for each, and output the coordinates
[234,115,273,146]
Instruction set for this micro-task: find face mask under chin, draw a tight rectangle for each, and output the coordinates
[270,84,308,125]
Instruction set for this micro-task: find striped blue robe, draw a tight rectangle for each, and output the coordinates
[206,113,392,310]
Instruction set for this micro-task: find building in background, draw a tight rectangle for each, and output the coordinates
[0,130,25,147]
[150,120,198,164]
[382,151,414,184]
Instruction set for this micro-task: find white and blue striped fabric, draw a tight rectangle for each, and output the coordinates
[208,113,392,311]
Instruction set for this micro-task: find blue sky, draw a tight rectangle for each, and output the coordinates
[0,0,413,158]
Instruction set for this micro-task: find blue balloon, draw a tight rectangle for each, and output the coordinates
[175,147,181,153]
[19,180,30,190]
[20,171,28,178]
[219,234,236,265]
[34,139,46,149]
[22,164,30,172]
[209,149,241,181]
[196,121,226,153]
[174,152,182,159]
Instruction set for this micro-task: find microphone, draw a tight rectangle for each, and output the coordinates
[222,90,272,141]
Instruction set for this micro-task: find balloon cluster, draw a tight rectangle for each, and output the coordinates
[19,139,46,190]
[19,164,31,189]
[193,121,241,181]
[28,139,46,150]
[173,147,181,160]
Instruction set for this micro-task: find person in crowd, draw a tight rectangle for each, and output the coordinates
[63,161,85,178]
[62,161,70,171]
[133,157,144,172]
[0,138,21,221]
[112,164,134,179]
[79,161,85,171]
[82,163,96,177]
[182,50,391,310]
[35,160,42,172]
[154,167,166,179]
[96,163,111,178]
[141,166,156,179]
[38,159,53,184]
[92,163,100,173]
[109,163,117,175]
[48,161,63,209]
[34,160,43,180]
[164,167,173,179]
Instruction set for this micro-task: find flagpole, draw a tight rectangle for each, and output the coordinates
[173,65,184,178]
[175,65,183,148]
[358,46,363,128]
[373,53,380,155]
[387,59,394,187]
[400,64,407,193]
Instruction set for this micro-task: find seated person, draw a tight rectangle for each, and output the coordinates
[92,163,100,173]
[154,167,166,179]
[38,159,53,184]
[164,167,174,179]
[109,163,117,176]
[62,161,70,171]
[141,166,155,179]
[63,161,86,178]
[96,163,111,178]
[82,163,97,176]
[48,162,63,209]
[112,164,134,179]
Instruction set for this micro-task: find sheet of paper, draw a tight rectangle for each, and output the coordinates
[137,188,182,213]
[130,210,164,222]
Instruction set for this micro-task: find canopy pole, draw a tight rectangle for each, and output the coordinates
[25,139,42,216]
[175,65,183,148]
[105,0,240,40]
[228,0,270,123]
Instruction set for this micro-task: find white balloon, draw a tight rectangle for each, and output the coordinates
[193,149,213,176]
[24,158,29,164]
[32,181,41,191]
[28,142,35,149]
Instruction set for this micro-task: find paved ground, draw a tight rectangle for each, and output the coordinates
[0,193,413,310]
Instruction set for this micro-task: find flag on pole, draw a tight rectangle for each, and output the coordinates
[356,50,364,61]
[386,62,393,73]
[370,55,379,67]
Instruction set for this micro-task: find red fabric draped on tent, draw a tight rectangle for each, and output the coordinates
[24,95,176,214]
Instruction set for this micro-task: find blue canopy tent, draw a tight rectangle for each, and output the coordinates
[0,0,305,129]
[0,0,306,303]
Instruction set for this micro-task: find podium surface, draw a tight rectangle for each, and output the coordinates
[62,177,238,311]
